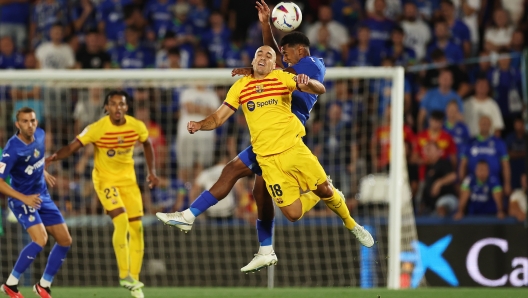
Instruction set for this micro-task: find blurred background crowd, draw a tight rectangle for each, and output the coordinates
[0,0,527,224]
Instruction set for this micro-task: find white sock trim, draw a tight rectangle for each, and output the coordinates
[182,209,196,222]
[39,278,51,288]
[6,274,18,286]
[258,245,274,255]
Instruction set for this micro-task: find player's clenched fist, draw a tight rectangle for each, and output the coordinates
[187,121,201,134]
[22,194,42,209]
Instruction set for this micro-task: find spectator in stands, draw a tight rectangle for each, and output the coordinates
[135,100,167,175]
[156,31,178,68]
[331,0,363,34]
[0,0,30,51]
[35,24,75,69]
[427,20,464,64]
[359,0,395,50]
[459,115,511,196]
[509,174,526,222]
[400,1,431,61]
[468,50,492,83]
[458,0,481,54]
[111,26,155,69]
[455,160,504,219]
[71,0,97,39]
[440,0,471,56]
[487,50,523,133]
[365,0,401,20]
[176,83,219,183]
[217,32,251,68]
[309,25,342,67]
[443,100,469,156]
[201,10,231,67]
[421,141,458,217]
[334,79,364,123]
[224,0,258,38]
[463,77,504,137]
[75,29,111,69]
[384,26,416,66]
[306,5,349,54]
[167,47,181,69]
[420,49,471,98]
[484,8,515,53]
[418,70,463,131]
[188,0,211,37]
[505,117,526,190]
[412,111,457,180]
[371,57,412,117]
[346,26,379,66]
[0,36,25,69]
[73,86,104,135]
[168,2,196,47]
[30,0,68,48]
[510,29,525,69]
[147,177,188,214]
[190,151,239,221]
[501,0,525,26]
[10,56,44,124]
[144,0,175,41]
[312,102,355,197]
[97,0,131,46]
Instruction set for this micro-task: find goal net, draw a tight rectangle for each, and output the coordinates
[0,67,420,289]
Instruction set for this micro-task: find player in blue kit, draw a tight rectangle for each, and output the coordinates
[157,0,373,273]
[455,160,504,219]
[0,107,72,298]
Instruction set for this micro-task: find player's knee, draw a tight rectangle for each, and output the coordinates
[33,232,48,247]
[314,184,334,199]
[282,208,302,222]
[224,157,251,179]
[57,234,73,247]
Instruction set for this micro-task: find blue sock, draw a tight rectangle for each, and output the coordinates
[42,244,70,284]
[11,242,42,281]
[189,191,218,217]
[256,219,274,246]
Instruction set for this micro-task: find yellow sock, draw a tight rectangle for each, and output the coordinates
[129,220,144,281]
[299,191,321,218]
[323,189,357,229]
[112,213,130,279]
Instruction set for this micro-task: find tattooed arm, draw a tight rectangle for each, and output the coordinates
[187,104,235,134]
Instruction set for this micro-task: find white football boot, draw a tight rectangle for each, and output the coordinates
[241,252,278,273]
[156,212,193,232]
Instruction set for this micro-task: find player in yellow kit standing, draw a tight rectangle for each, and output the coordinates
[172,45,374,248]
[46,90,159,298]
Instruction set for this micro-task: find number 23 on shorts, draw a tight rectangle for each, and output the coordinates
[104,186,119,204]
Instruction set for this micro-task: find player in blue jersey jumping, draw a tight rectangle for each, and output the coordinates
[156,0,373,273]
[0,107,72,298]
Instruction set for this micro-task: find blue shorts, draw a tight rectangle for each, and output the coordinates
[9,195,65,230]
[238,145,262,176]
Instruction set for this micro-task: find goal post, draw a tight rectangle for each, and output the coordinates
[0,67,411,289]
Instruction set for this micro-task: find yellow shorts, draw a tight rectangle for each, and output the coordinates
[257,141,327,207]
[94,182,144,218]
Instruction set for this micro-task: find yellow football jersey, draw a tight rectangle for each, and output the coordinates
[223,70,305,156]
[77,115,149,186]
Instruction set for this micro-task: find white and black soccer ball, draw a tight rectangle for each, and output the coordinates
[271,2,302,32]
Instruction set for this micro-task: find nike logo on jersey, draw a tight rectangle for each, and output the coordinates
[2,153,9,157]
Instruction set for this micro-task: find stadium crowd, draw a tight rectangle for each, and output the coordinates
[0,0,527,222]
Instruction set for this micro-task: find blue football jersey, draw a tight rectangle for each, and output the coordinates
[0,128,48,198]
[443,121,470,155]
[290,56,326,125]
[462,174,502,215]
[462,136,508,178]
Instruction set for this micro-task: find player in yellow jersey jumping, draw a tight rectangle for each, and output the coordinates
[46,91,159,298]
[168,45,373,248]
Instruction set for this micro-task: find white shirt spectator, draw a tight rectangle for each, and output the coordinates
[306,21,349,51]
[35,42,75,69]
[366,0,402,20]
[463,96,505,136]
[196,164,236,218]
[501,0,524,24]
[401,18,431,60]
[177,87,219,139]
[484,26,515,48]
[452,0,480,46]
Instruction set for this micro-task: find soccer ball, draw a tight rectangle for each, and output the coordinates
[271,2,302,32]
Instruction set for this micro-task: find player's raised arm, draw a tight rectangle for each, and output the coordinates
[46,138,84,164]
[295,74,326,94]
[188,104,236,134]
[257,0,284,67]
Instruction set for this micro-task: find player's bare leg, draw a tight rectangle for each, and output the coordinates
[156,157,253,231]
[241,175,278,273]
[2,224,48,298]
[108,208,144,297]
[30,223,72,298]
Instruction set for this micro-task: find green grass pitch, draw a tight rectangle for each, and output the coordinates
[18,287,525,298]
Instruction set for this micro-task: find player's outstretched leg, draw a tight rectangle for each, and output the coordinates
[33,223,72,298]
[241,176,278,273]
[317,179,374,248]
[156,157,253,231]
[2,224,47,298]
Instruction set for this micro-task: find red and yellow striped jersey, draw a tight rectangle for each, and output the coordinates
[77,115,148,186]
[223,70,305,156]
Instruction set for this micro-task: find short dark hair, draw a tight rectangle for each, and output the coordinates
[16,107,36,121]
[168,47,181,57]
[476,159,489,166]
[441,0,454,7]
[279,32,310,48]
[430,49,445,61]
[104,90,130,107]
[430,110,445,121]
[447,100,459,107]
[392,26,404,35]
